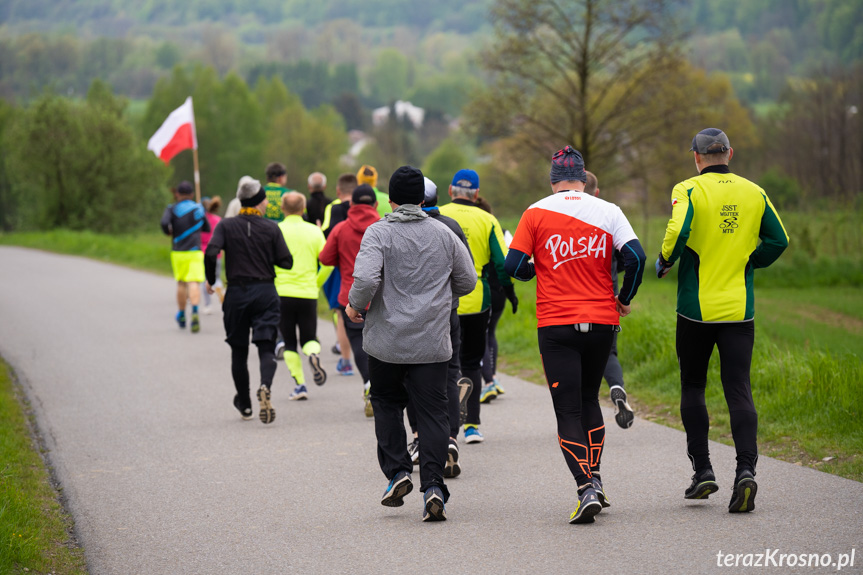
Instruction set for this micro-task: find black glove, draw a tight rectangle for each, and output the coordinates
[503,284,518,314]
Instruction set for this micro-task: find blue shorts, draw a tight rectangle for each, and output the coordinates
[323,268,341,310]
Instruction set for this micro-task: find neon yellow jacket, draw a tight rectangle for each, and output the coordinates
[275,215,332,299]
[660,166,789,322]
[439,199,512,314]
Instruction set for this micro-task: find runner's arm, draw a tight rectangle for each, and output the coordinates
[451,236,477,298]
[658,182,694,276]
[617,239,646,305]
[160,206,173,235]
[273,230,293,271]
[348,228,383,311]
[504,248,535,281]
[204,221,224,285]
[750,193,789,269]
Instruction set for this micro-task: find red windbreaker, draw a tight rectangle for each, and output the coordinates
[319,203,381,307]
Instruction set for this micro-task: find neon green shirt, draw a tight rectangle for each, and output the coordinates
[660,167,789,322]
[439,199,512,314]
[275,215,332,299]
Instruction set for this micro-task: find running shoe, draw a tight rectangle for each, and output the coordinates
[331,343,341,355]
[479,381,498,404]
[190,313,200,333]
[444,438,461,478]
[381,471,413,507]
[309,353,327,386]
[464,426,484,444]
[257,385,275,424]
[203,305,212,315]
[422,486,446,522]
[456,377,473,426]
[728,471,757,513]
[493,377,506,395]
[591,474,610,508]
[233,394,253,420]
[288,384,308,401]
[336,358,354,376]
[275,340,285,359]
[609,385,634,429]
[363,382,373,417]
[569,485,602,524]
[684,469,719,500]
[176,311,186,329]
[407,438,420,466]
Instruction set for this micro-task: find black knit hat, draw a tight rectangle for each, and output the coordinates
[388,165,425,206]
[550,146,587,184]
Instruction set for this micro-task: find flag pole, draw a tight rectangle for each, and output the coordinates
[192,147,202,204]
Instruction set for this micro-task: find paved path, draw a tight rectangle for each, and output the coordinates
[1,246,861,574]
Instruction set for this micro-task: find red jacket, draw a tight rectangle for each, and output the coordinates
[319,203,381,307]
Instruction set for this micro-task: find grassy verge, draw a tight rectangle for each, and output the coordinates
[499,277,863,481]
[0,359,88,574]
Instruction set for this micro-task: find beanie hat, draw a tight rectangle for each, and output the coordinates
[352,184,377,205]
[357,165,378,188]
[423,176,438,207]
[388,166,425,206]
[238,178,266,207]
[177,181,194,196]
[549,146,587,184]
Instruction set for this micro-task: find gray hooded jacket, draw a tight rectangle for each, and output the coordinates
[349,204,476,364]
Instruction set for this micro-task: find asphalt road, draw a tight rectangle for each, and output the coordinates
[0,246,860,574]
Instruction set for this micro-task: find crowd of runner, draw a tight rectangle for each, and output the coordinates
[159,128,787,524]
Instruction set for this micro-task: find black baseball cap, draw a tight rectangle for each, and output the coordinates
[690,128,730,154]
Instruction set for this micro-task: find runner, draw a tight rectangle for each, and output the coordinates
[323,173,358,377]
[439,169,516,444]
[204,178,293,424]
[275,192,332,401]
[346,165,475,522]
[160,181,210,333]
[200,196,223,314]
[504,145,646,523]
[474,196,517,404]
[304,171,331,226]
[405,177,474,478]
[263,162,292,223]
[356,164,393,217]
[584,171,634,429]
[656,128,788,512]
[318,184,381,416]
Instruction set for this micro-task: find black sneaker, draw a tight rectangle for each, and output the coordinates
[257,385,275,424]
[609,385,634,429]
[233,395,253,420]
[569,485,602,524]
[444,439,461,478]
[407,438,420,466]
[422,486,447,522]
[728,471,757,513]
[309,353,327,386]
[456,377,473,427]
[684,469,719,500]
[381,471,413,507]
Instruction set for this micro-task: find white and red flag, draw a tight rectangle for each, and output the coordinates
[147,97,197,164]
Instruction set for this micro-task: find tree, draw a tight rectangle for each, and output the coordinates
[3,87,168,232]
[466,0,683,176]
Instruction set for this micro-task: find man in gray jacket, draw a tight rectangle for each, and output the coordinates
[346,165,475,522]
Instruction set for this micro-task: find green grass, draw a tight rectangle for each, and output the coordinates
[500,276,863,481]
[0,359,88,574]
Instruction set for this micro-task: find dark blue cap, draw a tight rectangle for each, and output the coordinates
[451,169,479,190]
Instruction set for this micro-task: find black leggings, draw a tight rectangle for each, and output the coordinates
[538,325,613,486]
[460,309,490,426]
[279,297,318,352]
[230,341,276,409]
[677,316,757,476]
[341,308,370,383]
[481,305,503,383]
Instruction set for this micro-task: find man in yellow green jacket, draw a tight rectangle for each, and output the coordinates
[657,128,788,513]
[439,169,517,444]
[275,192,333,400]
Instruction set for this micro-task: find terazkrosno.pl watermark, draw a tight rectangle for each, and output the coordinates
[716,549,856,570]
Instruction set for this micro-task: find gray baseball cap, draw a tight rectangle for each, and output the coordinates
[690,128,730,154]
